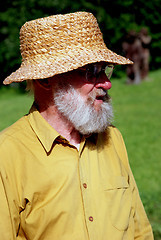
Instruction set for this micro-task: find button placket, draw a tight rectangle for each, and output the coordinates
[79,151,95,238]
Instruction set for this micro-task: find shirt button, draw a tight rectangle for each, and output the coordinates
[89,216,93,222]
[83,183,87,189]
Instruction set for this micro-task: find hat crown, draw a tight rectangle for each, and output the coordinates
[20,12,104,61]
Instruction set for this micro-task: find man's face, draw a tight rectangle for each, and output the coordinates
[60,62,112,112]
[51,62,114,134]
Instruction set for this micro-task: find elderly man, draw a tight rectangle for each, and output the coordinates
[0,12,153,240]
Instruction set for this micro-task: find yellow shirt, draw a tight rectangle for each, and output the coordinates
[0,106,153,240]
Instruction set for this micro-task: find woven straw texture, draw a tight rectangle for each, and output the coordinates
[3,12,132,85]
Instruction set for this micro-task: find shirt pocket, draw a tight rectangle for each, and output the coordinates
[103,176,132,231]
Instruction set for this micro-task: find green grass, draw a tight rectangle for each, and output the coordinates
[0,87,33,131]
[0,70,161,239]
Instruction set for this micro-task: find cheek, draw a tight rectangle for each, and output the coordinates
[76,84,94,97]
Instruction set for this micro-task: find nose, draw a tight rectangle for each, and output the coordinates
[94,74,112,90]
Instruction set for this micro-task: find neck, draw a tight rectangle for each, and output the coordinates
[39,104,81,147]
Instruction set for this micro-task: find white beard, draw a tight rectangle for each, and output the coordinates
[54,82,113,135]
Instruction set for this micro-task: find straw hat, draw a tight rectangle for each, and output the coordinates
[3,12,132,85]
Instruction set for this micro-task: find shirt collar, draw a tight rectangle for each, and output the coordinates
[27,104,60,153]
[27,104,98,153]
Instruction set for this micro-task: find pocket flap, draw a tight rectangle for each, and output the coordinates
[103,176,129,190]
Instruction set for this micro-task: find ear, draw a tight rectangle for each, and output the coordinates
[35,79,51,90]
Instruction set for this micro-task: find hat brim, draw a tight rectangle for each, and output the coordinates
[3,46,132,85]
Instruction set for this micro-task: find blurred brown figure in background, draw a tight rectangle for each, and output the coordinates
[122,30,142,84]
[122,28,151,84]
[139,27,151,80]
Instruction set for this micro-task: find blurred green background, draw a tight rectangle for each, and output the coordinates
[0,0,161,239]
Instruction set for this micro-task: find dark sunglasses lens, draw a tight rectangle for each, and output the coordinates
[85,64,114,82]
[86,66,96,82]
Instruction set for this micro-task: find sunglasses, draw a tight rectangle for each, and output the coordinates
[79,63,114,83]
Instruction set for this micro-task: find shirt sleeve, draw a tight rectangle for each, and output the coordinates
[111,127,154,240]
[0,143,20,239]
